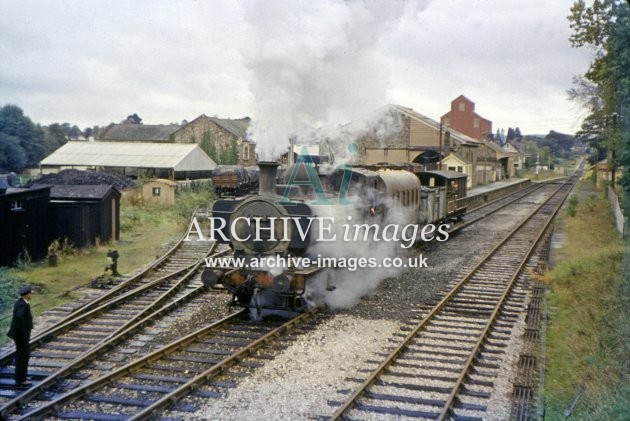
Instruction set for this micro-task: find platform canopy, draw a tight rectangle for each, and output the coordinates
[40,141,217,172]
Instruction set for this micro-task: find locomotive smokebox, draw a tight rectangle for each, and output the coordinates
[258,161,279,196]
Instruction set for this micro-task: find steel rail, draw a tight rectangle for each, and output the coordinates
[0,254,202,368]
[13,309,318,420]
[27,207,209,334]
[0,245,225,414]
[329,175,577,420]
[0,250,230,419]
[129,308,319,420]
[0,231,217,365]
[12,310,247,420]
[437,178,576,419]
[451,179,555,234]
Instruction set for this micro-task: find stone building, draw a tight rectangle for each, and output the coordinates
[173,115,256,167]
[98,115,256,167]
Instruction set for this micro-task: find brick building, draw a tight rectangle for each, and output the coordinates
[440,95,492,141]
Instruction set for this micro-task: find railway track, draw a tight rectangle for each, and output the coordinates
[31,208,215,331]
[0,212,226,414]
[453,180,552,233]
[0,179,574,419]
[10,309,320,420]
[0,209,214,361]
[0,245,236,419]
[329,175,578,420]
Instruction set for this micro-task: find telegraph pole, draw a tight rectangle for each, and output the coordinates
[439,121,443,171]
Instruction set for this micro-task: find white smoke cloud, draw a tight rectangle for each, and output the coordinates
[240,0,428,161]
[304,190,417,310]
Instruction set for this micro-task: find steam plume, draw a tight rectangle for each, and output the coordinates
[240,0,424,160]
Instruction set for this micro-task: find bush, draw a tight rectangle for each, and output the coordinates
[566,195,579,217]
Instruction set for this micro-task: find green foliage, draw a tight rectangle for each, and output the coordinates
[0,268,24,346]
[200,131,218,162]
[544,184,627,418]
[566,194,579,217]
[568,1,630,191]
[0,132,27,171]
[0,104,89,173]
[218,139,239,165]
[174,188,216,219]
[0,105,44,171]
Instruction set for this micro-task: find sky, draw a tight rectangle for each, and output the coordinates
[0,0,594,157]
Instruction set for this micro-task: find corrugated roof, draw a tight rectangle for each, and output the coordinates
[40,142,217,171]
[99,124,182,141]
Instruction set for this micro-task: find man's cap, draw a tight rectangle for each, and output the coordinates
[18,285,32,296]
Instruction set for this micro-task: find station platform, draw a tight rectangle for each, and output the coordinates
[467,178,529,197]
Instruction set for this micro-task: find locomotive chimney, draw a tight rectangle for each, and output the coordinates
[258,161,279,196]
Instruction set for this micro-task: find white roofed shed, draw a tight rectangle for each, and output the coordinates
[40,141,217,178]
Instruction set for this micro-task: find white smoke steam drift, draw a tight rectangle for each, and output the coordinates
[239,0,432,309]
[304,194,422,310]
[240,0,426,161]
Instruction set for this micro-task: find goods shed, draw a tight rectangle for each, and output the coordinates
[40,141,217,179]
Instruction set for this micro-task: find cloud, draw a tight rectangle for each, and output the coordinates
[0,0,592,135]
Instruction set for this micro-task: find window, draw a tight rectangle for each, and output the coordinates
[448,166,456,171]
[458,102,465,111]
[444,117,450,127]
[11,201,23,211]
[243,144,249,161]
[473,118,479,128]
[457,166,463,172]
[152,187,161,197]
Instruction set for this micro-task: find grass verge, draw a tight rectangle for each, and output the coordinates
[0,189,214,347]
[543,180,628,418]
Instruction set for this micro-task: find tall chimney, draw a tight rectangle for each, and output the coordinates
[258,161,279,196]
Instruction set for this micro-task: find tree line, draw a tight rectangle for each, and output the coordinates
[0,104,98,173]
[568,0,630,189]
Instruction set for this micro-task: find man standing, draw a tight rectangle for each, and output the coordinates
[7,285,33,388]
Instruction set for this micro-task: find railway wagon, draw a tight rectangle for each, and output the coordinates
[212,165,251,197]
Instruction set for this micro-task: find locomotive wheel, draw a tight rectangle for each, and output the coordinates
[250,290,264,322]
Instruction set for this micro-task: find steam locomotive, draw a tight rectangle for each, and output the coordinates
[203,161,467,320]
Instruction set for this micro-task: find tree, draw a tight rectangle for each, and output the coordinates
[568,0,630,188]
[506,127,516,142]
[200,131,218,162]
[124,113,142,124]
[42,123,68,153]
[495,128,503,145]
[0,133,27,172]
[514,127,522,141]
[0,105,46,170]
